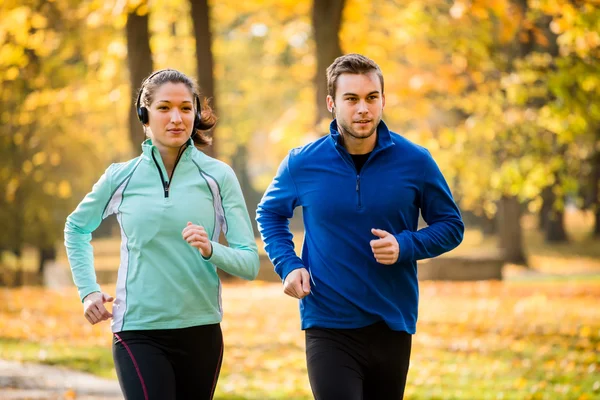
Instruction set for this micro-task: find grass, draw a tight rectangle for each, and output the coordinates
[0,337,114,378]
[1,280,599,399]
[1,210,600,398]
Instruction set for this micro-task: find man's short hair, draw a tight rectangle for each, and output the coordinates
[326,54,384,98]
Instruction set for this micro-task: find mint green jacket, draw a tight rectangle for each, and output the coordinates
[64,139,259,332]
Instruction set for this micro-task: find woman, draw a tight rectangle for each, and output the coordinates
[64,69,259,399]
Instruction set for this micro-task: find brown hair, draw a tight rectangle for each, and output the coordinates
[137,69,217,147]
[326,54,384,99]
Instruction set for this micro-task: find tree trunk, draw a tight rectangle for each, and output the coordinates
[541,185,568,242]
[481,214,497,236]
[546,208,567,242]
[38,246,57,277]
[126,6,153,150]
[497,195,528,265]
[231,145,261,237]
[11,156,25,287]
[190,0,216,157]
[591,141,600,237]
[312,0,346,127]
[539,186,552,231]
[13,248,23,287]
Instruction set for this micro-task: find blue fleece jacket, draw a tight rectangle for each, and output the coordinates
[256,120,464,333]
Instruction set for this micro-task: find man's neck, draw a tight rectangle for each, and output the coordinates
[339,130,376,155]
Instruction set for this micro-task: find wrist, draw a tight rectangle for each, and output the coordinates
[202,242,213,260]
[83,291,100,302]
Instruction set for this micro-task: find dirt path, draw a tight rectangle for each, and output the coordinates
[0,359,122,400]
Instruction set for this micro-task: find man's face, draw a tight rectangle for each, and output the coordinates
[327,72,385,141]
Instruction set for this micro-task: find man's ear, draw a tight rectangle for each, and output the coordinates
[326,95,335,112]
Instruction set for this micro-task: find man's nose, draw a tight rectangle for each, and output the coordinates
[357,100,368,113]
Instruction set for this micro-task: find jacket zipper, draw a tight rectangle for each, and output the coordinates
[336,142,366,208]
[356,175,361,207]
[334,133,390,209]
[151,146,187,198]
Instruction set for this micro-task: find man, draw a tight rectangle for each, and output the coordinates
[256,53,464,399]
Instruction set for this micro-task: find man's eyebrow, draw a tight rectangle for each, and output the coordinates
[341,91,380,96]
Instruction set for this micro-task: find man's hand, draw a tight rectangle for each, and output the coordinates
[182,222,213,258]
[283,268,311,299]
[83,291,114,325]
[370,228,400,265]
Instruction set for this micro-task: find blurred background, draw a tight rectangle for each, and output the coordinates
[0,0,599,399]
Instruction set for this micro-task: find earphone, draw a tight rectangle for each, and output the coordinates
[135,69,203,136]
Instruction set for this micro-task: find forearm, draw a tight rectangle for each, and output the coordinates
[256,153,303,281]
[395,217,464,263]
[64,220,101,301]
[205,242,260,280]
[402,151,464,263]
[63,165,113,300]
[257,210,304,281]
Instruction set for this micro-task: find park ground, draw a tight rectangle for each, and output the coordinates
[0,211,599,399]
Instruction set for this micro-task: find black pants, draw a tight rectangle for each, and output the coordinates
[113,323,223,400]
[306,321,412,400]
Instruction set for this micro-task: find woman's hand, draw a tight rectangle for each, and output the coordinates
[83,291,114,325]
[182,221,213,258]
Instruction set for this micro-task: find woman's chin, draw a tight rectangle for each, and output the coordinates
[168,135,189,145]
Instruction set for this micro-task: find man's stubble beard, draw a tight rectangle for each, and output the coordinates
[337,116,380,141]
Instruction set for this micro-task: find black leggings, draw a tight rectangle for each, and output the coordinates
[112,323,223,400]
[306,321,412,400]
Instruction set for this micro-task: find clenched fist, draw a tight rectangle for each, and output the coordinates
[83,291,114,325]
[283,268,311,299]
[370,228,400,265]
[182,222,213,258]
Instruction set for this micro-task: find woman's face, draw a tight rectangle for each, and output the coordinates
[145,82,196,153]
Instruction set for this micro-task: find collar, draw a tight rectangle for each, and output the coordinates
[328,119,395,152]
[141,138,195,161]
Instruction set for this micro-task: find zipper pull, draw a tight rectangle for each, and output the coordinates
[356,175,360,192]
[165,183,169,198]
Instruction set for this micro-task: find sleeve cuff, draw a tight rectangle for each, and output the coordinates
[394,232,414,264]
[79,286,101,303]
[278,263,305,282]
[201,242,215,261]
[202,241,230,264]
